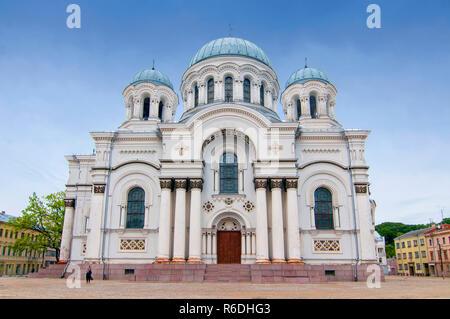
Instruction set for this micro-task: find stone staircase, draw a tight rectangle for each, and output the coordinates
[27,263,68,279]
[204,264,251,282]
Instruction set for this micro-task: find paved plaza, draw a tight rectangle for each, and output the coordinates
[0,276,449,299]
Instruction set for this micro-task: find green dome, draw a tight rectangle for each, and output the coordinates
[130,68,173,89]
[285,67,330,89]
[189,37,272,68]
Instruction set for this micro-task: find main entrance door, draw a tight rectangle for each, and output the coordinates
[217,231,241,264]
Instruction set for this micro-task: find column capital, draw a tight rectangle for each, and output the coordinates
[174,179,187,189]
[160,179,173,189]
[254,178,268,189]
[93,184,106,194]
[64,199,76,208]
[189,178,203,190]
[285,178,298,189]
[270,178,283,189]
[355,183,368,194]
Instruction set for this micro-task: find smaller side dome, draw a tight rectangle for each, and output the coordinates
[130,68,173,89]
[285,67,330,89]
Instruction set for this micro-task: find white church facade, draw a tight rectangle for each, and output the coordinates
[59,37,378,275]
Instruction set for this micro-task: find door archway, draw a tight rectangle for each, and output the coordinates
[217,217,242,264]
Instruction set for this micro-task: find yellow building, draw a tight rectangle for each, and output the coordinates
[0,211,48,276]
[394,227,438,276]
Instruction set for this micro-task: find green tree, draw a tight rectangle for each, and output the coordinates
[7,191,65,263]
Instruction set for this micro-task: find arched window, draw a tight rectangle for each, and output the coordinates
[158,101,163,120]
[296,99,301,120]
[207,78,214,104]
[260,84,265,106]
[126,187,145,229]
[225,76,233,102]
[314,187,333,230]
[243,78,251,103]
[220,153,238,194]
[310,95,317,119]
[194,85,199,107]
[143,97,150,120]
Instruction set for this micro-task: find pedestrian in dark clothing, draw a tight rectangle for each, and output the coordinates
[86,266,93,284]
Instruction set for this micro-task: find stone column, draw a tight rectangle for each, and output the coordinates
[254,178,270,263]
[318,95,327,118]
[206,232,211,256]
[85,184,106,262]
[300,96,310,119]
[329,100,336,119]
[270,179,285,263]
[133,97,141,119]
[156,179,172,263]
[188,179,203,263]
[172,179,187,262]
[246,231,252,256]
[241,231,246,256]
[59,199,76,263]
[235,78,243,101]
[202,232,207,255]
[187,89,193,110]
[199,83,206,105]
[286,178,302,263]
[251,232,256,255]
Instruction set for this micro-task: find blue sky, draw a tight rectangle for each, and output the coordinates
[0,0,449,224]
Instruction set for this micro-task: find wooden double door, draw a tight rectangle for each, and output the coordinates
[217,230,241,264]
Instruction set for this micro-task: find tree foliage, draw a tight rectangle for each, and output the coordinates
[7,191,65,262]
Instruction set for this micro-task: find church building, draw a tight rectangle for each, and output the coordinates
[58,37,378,280]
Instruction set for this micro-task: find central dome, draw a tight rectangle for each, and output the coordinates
[189,37,272,68]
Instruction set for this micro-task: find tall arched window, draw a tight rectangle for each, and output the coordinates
[143,97,150,120]
[314,187,333,230]
[126,187,145,229]
[194,85,199,107]
[207,78,214,104]
[243,78,251,103]
[225,76,233,102]
[260,84,265,106]
[158,101,163,120]
[296,99,301,120]
[310,95,317,119]
[220,153,238,194]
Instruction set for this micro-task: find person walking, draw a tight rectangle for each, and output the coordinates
[86,265,93,284]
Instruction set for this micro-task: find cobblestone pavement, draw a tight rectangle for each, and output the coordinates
[0,276,449,299]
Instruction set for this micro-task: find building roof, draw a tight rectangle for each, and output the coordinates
[394,227,437,240]
[188,37,272,68]
[129,68,173,89]
[285,67,331,89]
[0,212,15,223]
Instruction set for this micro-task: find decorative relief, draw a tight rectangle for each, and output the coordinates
[224,198,234,206]
[160,179,172,189]
[202,201,214,213]
[189,179,203,190]
[270,179,283,189]
[254,179,267,189]
[218,219,241,231]
[355,184,368,194]
[285,179,298,189]
[243,201,255,212]
[268,143,283,155]
[174,179,187,189]
[81,243,87,255]
[120,239,146,251]
[64,199,76,208]
[119,149,156,154]
[93,185,106,194]
[302,148,340,153]
[313,240,341,253]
